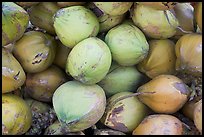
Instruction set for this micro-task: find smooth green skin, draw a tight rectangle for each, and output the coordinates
[132,4,179,39]
[94,2,133,16]
[53,81,106,132]
[53,6,99,48]
[105,24,149,66]
[28,2,60,35]
[2,2,29,46]
[13,31,57,73]
[98,62,146,97]
[67,37,112,84]
[99,13,125,33]
[101,92,149,133]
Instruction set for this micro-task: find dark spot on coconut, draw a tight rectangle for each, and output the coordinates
[173,82,189,95]
[14,71,20,80]
[162,2,170,9]
[42,53,48,59]
[73,73,86,83]
[106,105,129,132]
[174,122,181,129]
[32,59,42,64]
[16,23,22,34]
[112,105,124,115]
[34,53,43,59]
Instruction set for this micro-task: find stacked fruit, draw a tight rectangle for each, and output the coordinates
[2,2,202,135]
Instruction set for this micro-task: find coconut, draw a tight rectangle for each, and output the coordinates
[52,81,106,132]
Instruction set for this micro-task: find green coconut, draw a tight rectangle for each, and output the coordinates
[53,40,72,70]
[86,2,125,33]
[137,39,177,79]
[53,6,99,48]
[105,23,149,66]
[2,94,32,135]
[2,2,29,46]
[132,4,179,39]
[2,48,26,94]
[28,2,60,35]
[101,92,150,133]
[24,65,67,102]
[93,2,133,16]
[98,62,147,97]
[52,81,106,132]
[12,31,57,73]
[66,37,112,84]
[173,3,195,39]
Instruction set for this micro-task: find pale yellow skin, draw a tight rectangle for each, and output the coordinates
[195,2,202,32]
[94,2,133,16]
[132,4,179,39]
[137,39,176,79]
[182,96,201,120]
[175,34,202,76]
[137,75,190,114]
[194,100,202,134]
[132,114,183,135]
[2,48,26,94]
[2,94,32,135]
